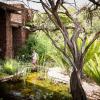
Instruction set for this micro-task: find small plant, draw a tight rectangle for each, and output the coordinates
[3,59,32,76]
[84,53,100,85]
[3,59,20,75]
[84,40,100,63]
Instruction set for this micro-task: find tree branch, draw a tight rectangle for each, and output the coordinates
[89,0,100,6]
[83,31,100,57]
[28,25,75,32]
[55,0,63,11]
[45,30,77,71]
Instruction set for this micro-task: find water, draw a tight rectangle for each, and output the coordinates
[0,73,72,100]
[0,81,28,100]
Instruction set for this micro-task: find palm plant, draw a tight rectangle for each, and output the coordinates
[84,53,100,85]
[84,40,100,63]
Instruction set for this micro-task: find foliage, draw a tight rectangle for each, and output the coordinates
[3,59,20,75]
[18,32,66,67]
[18,34,38,62]
[83,40,100,85]
[84,40,100,63]
[84,53,100,85]
[2,59,32,76]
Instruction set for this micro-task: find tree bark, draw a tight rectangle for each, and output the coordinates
[70,69,87,100]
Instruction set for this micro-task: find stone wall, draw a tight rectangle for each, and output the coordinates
[0,3,32,59]
[0,9,6,59]
[12,27,22,57]
[11,4,33,25]
[10,4,31,57]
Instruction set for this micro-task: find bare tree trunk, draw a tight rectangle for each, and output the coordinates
[70,69,87,100]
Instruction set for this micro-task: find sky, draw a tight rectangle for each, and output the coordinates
[28,0,89,11]
[0,0,89,11]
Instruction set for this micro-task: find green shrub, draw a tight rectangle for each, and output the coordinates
[18,32,66,67]
[2,59,32,78]
[17,35,37,62]
[3,59,20,75]
[83,40,100,85]
[84,40,100,63]
[84,53,100,85]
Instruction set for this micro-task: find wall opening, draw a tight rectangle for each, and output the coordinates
[12,26,22,57]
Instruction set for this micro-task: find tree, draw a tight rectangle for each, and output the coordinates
[36,0,100,100]
[25,0,100,100]
[6,0,100,100]
[85,0,100,24]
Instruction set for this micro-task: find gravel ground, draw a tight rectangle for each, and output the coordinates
[82,81,100,100]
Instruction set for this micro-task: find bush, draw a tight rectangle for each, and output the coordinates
[84,40,100,63]
[84,53,100,85]
[3,59,20,75]
[18,32,66,67]
[2,59,32,80]
[83,40,100,85]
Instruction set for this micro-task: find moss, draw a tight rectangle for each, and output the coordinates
[26,72,72,100]
[0,72,72,100]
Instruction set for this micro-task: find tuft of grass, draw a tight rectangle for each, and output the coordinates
[3,59,20,75]
[1,59,32,80]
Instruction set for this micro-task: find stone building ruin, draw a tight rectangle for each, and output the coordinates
[0,2,32,59]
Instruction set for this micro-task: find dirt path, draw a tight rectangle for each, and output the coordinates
[82,81,100,100]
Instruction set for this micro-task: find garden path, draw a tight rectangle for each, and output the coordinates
[47,67,100,100]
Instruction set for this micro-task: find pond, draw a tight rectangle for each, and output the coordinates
[0,72,72,100]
